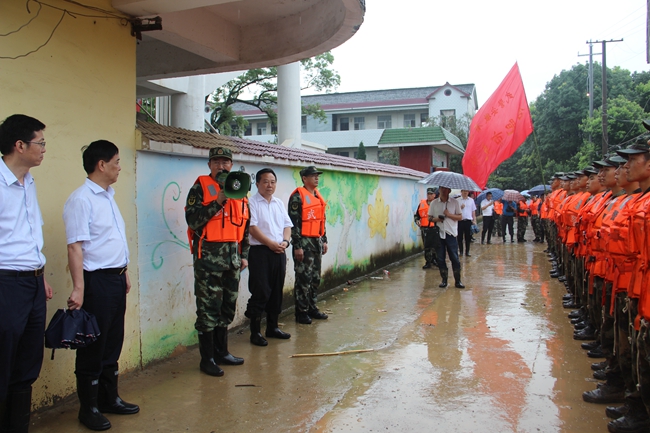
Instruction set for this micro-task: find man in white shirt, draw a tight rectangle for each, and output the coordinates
[428,186,465,288]
[0,114,53,432]
[457,190,477,257]
[480,192,495,244]
[64,140,138,431]
[245,168,293,346]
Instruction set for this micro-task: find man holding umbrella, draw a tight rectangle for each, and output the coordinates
[428,186,464,288]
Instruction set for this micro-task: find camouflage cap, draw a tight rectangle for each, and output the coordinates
[583,166,599,175]
[592,156,616,168]
[609,154,628,165]
[300,165,323,177]
[551,172,564,179]
[616,142,650,157]
[208,146,233,161]
[426,187,436,194]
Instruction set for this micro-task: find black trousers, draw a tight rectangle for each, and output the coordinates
[245,246,287,317]
[75,271,127,378]
[502,215,514,238]
[457,220,472,254]
[481,215,494,243]
[0,274,46,399]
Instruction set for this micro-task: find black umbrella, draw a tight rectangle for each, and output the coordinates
[528,184,551,196]
[45,308,101,359]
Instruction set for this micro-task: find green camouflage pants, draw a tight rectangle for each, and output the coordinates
[293,249,322,314]
[493,215,502,237]
[421,227,437,264]
[194,258,241,331]
[516,217,528,240]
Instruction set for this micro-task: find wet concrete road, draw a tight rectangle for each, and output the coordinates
[31,238,611,432]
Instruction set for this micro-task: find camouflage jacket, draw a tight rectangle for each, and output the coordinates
[288,189,327,252]
[185,180,250,270]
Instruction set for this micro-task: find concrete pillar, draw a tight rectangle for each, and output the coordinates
[171,75,205,131]
[277,62,302,148]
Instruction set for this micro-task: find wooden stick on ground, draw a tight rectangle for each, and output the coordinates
[289,348,374,358]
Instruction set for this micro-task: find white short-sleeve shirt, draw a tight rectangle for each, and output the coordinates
[428,197,462,238]
[63,178,129,271]
[248,192,293,245]
[0,158,46,270]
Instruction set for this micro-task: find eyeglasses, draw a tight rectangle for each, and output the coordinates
[24,140,46,148]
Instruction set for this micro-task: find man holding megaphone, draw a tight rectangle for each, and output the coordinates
[185,146,250,377]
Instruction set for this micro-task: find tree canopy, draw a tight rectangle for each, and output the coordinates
[207,52,340,136]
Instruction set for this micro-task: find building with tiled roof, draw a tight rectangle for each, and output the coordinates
[229,83,476,172]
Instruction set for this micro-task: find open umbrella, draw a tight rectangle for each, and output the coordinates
[45,308,101,359]
[419,171,481,192]
[475,188,504,206]
[528,184,551,196]
[502,189,524,202]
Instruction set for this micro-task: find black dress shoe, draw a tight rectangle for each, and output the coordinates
[582,385,625,403]
[266,327,291,339]
[295,313,312,324]
[569,309,584,318]
[465,253,471,257]
[573,329,597,340]
[607,414,650,432]
[308,310,328,320]
[605,405,629,419]
[558,276,567,282]
[591,361,608,371]
[574,321,588,330]
[550,272,560,278]
[593,369,607,380]
[587,347,607,358]
[582,340,600,350]
[422,263,432,269]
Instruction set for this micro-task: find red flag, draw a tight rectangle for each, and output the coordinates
[461,63,533,189]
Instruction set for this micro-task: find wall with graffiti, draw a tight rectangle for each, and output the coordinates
[135,151,426,364]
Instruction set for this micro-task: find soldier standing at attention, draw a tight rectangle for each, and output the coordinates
[414,187,437,268]
[288,166,329,325]
[185,146,250,377]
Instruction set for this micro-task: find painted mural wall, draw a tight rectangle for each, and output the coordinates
[135,150,427,365]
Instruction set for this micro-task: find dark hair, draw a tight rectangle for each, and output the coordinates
[82,140,119,174]
[0,114,46,155]
[255,168,277,183]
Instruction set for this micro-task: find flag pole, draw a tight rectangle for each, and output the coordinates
[531,129,547,189]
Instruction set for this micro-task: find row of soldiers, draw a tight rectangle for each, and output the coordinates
[542,132,650,433]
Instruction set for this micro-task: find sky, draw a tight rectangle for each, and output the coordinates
[320,0,649,105]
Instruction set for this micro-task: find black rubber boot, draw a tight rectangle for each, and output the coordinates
[97,367,139,415]
[439,269,448,288]
[249,316,268,346]
[265,314,291,339]
[77,376,111,431]
[453,269,465,289]
[197,331,224,377]
[5,387,32,433]
[214,327,244,365]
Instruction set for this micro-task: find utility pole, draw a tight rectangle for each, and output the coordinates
[589,39,623,156]
[578,42,601,143]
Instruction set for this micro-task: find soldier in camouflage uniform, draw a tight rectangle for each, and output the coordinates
[289,166,329,325]
[414,187,438,268]
[185,146,250,377]
[516,199,529,242]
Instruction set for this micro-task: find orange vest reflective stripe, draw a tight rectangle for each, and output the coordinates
[418,200,433,227]
[188,175,249,256]
[293,187,326,238]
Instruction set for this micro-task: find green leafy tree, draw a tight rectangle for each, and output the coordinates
[356,141,366,160]
[207,52,340,136]
[580,95,646,150]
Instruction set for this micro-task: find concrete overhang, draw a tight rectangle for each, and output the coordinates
[112,0,365,81]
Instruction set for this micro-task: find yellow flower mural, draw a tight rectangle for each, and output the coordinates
[368,188,389,238]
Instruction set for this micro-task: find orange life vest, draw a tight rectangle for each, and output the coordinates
[516,201,528,217]
[417,200,433,227]
[188,175,249,257]
[530,198,540,216]
[493,201,503,215]
[292,187,327,238]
